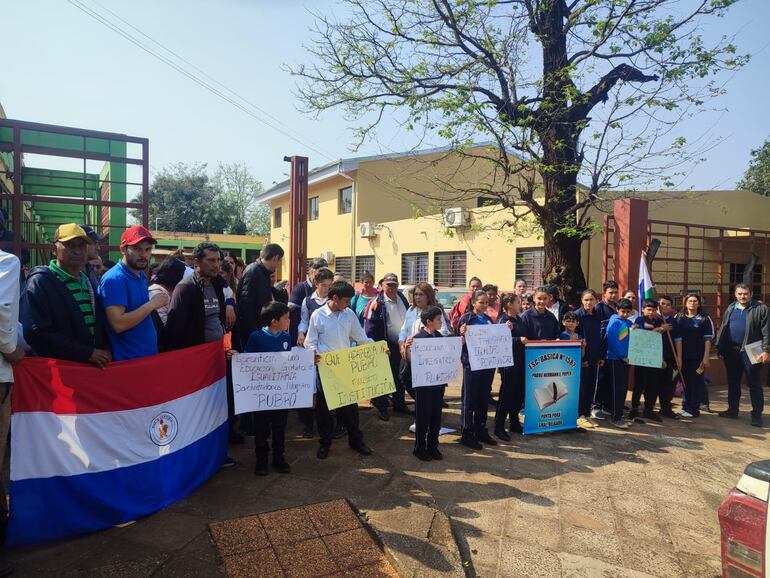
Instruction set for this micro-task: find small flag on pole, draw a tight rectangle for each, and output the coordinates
[639,252,655,301]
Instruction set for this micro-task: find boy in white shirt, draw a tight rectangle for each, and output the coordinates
[304,281,375,459]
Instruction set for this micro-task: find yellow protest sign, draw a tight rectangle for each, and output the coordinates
[317,341,395,410]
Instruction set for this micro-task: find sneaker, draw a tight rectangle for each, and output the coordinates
[628,408,639,419]
[221,456,238,469]
[586,417,599,428]
[428,447,443,460]
[659,409,679,419]
[751,414,764,428]
[494,429,511,441]
[377,408,390,421]
[643,412,663,423]
[611,420,629,429]
[591,408,609,421]
[679,410,694,418]
[477,431,498,445]
[718,410,739,419]
[413,448,432,461]
[459,434,483,450]
[576,416,592,429]
[701,403,711,413]
[273,458,291,474]
[393,404,414,415]
[301,427,314,439]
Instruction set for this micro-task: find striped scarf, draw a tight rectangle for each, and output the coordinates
[49,261,96,337]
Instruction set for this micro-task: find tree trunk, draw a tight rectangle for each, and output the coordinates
[542,220,587,306]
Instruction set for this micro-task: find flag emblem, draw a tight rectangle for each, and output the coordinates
[149,412,178,446]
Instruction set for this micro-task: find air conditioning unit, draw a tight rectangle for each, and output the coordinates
[320,251,335,264]
[359,222,378,238]
[443,207,470,228]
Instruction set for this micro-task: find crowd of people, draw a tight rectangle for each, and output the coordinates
[0,221,768,574]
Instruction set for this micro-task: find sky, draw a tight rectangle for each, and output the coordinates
[2,0,769,192]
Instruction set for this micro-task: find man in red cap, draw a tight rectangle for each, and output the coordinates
[98,226,168,361]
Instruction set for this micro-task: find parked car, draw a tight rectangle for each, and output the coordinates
[435,288,467,310]
[718,459,769,577]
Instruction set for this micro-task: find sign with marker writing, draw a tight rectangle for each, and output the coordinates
[465,324,514,371]
[627,328,663,368]
[411,336,463,387]
[232,348,315,414]
[318,341,395,410]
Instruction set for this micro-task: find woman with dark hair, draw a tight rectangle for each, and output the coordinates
[148,257,186,326]
[350,270,378,326]
[675,293,715,418]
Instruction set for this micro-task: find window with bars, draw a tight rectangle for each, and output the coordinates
[729,262,763,296]
[335,257,352,281]
[309,196,319,221]
[515,248,545,289]
[338,186,352,214]
[355,255,375,282]
[273,207,282,228]
[401,253,428,285]
[433,251,467,287]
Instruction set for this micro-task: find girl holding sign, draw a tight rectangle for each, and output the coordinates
[674,294,715,418]
[457,290,497,450]
[494,294,528,440]
[404,306,448,461]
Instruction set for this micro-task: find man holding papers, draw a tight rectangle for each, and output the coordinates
[716,283,770,427]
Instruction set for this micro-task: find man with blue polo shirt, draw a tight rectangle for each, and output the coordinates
[99,226,168,361]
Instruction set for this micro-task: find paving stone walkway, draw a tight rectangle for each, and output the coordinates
[7,382,769,577]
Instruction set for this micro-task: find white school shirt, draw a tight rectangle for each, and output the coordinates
[298,291,329,335]
[304,303,373,353]
[0,251,20,383]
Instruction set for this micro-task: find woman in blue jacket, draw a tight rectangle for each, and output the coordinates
[675,293,714,418]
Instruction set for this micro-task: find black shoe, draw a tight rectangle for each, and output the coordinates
[628,408,639,419]
[428,447,443,460]
[273,458,291,474]
[751,414,764,428]
[254,460,268,476]
[643,411,663,423]
[509,422,523,434]
[459,434,483,450]
[413,448,432,461]
[317,445,330,459]
[442,401,449,408]
[332,426,346,439]
[477,431,498,446]
[351,442,372,456]
[0,558,13,578]
[494,429,511,442]
[301,427,314,439]
[377,407,390,421]
[660,409,679,419]
[393,404,414,415]
[718,410,739,419]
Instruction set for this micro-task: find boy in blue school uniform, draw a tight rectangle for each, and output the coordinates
[605,298,637,429]
[244,301,293,476]
[575,290,604,429]
[404,306,448,461]
[457,290,497,450]
[630,299,666,422]
[494,293,528,439]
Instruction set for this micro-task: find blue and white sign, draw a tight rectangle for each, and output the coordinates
[524,341,582,434]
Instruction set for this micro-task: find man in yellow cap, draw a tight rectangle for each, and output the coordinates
[20,224,111,367]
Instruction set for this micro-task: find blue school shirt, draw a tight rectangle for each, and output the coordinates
[605,314,632,361]
[244,328,291,353]
[98,260,157,361]
[575,307,604,363]
[520,307,560,340]
[675,314,714,360]
[560,331,582,341]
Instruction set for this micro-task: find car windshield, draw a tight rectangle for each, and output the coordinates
[435,290,466,309]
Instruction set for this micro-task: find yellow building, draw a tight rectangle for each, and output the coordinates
[259,146,770,302]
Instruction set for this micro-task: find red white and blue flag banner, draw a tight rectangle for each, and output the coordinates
[639,252,655,301]
[8,341,228,546]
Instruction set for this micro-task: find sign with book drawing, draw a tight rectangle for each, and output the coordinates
[523,341,581,434]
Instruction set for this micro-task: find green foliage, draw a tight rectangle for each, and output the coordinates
[130,162,266,234]
[738,139,770,196]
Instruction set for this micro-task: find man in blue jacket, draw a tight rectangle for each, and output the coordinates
[365,273,412,420]
[21,224,111,367]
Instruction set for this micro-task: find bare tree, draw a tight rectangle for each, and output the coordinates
[292,0,746,301]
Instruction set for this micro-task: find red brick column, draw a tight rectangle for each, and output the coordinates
[612,198,649,293]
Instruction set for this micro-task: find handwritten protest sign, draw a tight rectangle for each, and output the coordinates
[627,328,663,368]
[411,336,463,387]
[318,341,395,410]
[232,348,315,414]
[465,324,514,371]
